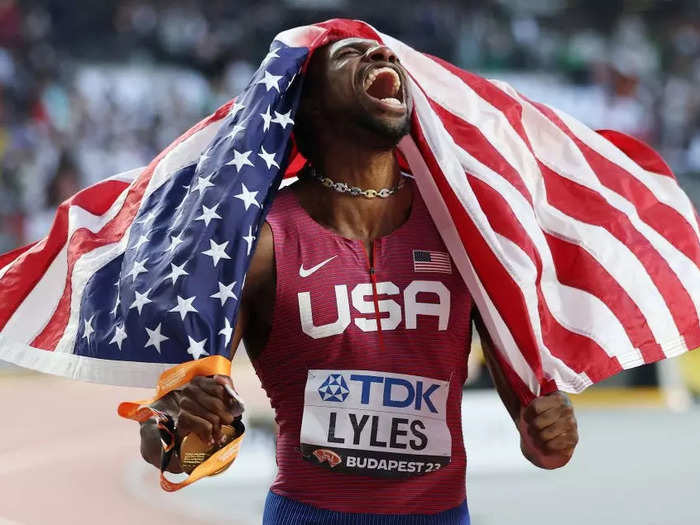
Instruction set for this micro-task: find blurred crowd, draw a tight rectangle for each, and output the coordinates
[1,0,699,251]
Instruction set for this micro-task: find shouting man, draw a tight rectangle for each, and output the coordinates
[139,38,578,524]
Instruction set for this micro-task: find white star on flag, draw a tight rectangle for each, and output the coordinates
[243,226,256,256]
[258,146,280,170]
[186,336,209,360]
[130,288,153,315]
[195,203,222,227]
[166,232,185,253]
[196,150,211,170]
[127,258,149,282]
[110,323,127,350]
[261,47,280,65]
[82,315,95,343]
[136,209,157,225]
[174,199,188,221]
[132,233,149,251]
[169,295,198,321]
[228,100,245,119]
[234,183,260,211]
[226,149,254,172]
[191,173,215,195]
[145,323,169,353]
[219,318,233,347]
[226,122,246,141]
[165,262,189,285]
[211,280,238,306]
[272,110,294,129]
[257,70,282,92]
[202,239,231,267]
[111,290,120,316]
[260,106,273,132]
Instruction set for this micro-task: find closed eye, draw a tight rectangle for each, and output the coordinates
[336,47,361,59]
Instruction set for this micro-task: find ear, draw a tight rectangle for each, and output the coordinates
[296,93,324,139]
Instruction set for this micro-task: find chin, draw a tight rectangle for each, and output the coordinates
[357,111,411,146]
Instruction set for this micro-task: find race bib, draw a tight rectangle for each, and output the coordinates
[300,369,452,478]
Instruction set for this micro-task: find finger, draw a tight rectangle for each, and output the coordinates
[184,377,243,423]
[185,387,234,425]
[180,397,222,439]
[212,376,245,414]
[177,410,214,445]
[534,414,577,443]
[523,392,568,422]
[189,376,227,400]
[543,432,579,453]
[530,404,574,431]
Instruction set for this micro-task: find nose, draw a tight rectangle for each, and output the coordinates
[365,45,398,64]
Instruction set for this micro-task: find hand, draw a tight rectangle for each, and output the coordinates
[518,391,578,469]
[177,375,244,447]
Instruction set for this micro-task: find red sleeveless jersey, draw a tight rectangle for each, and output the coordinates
[254,182,473,515]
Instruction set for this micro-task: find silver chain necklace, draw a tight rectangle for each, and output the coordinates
[307,167,406,199]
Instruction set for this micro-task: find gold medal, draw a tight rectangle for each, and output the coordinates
[180,425,239,474]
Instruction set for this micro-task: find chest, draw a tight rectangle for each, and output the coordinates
[291,239,463,340]
[258,188,473,382]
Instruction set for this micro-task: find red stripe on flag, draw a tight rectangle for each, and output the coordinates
[467,174,624,382]
[424,79,621,382]
[425,54,534,151]
[538,160,699,351]
[429,101,533,205]
[409,115,545,387]
[539,296,625,383]
[0,180,128,332]
[529,100,700,265]
[596,129,674,177]
[0,241,39,271]
[316,19,383,44]
[544,233,664,364]
[28,101,234,351]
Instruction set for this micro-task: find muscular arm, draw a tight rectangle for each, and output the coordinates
[139,223,275,472]
[472,307,579,469]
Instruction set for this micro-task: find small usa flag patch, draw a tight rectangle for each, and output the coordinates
[413,250,452,274]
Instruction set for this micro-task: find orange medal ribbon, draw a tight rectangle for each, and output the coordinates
[118,355,245,492]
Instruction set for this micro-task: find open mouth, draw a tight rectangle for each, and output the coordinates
[363,66,404,109]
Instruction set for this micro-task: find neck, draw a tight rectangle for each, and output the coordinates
[298,141,413,250]
[315,141,400,190]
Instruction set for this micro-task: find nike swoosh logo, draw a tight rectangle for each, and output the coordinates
[299,255,338,278]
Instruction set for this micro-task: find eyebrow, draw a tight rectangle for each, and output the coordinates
[330,40,377,57]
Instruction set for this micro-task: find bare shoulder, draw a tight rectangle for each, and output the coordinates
[239,221,276,359]
[242,222,274,301]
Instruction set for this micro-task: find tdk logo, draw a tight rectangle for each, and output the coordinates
[318,374,350,402]
[350,374,440,414]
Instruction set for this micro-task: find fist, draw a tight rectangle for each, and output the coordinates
[518,391,578,469]
[178,375,244,447]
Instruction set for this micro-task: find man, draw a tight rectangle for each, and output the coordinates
[140,37,578,524]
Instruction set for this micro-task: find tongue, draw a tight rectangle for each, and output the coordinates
[366,71,397,100]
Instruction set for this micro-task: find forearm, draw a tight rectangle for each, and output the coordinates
[473,310,523,422]
[472,309,578,469]
[478,338,539,463]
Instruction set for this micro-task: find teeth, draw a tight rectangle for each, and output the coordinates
[364,67,401,97]
[380,97,403,107]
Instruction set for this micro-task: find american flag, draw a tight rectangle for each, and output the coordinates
[0,19,699,404]
[413,250,452,274]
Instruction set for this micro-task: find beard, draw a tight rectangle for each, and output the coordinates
[354,108,411,146]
